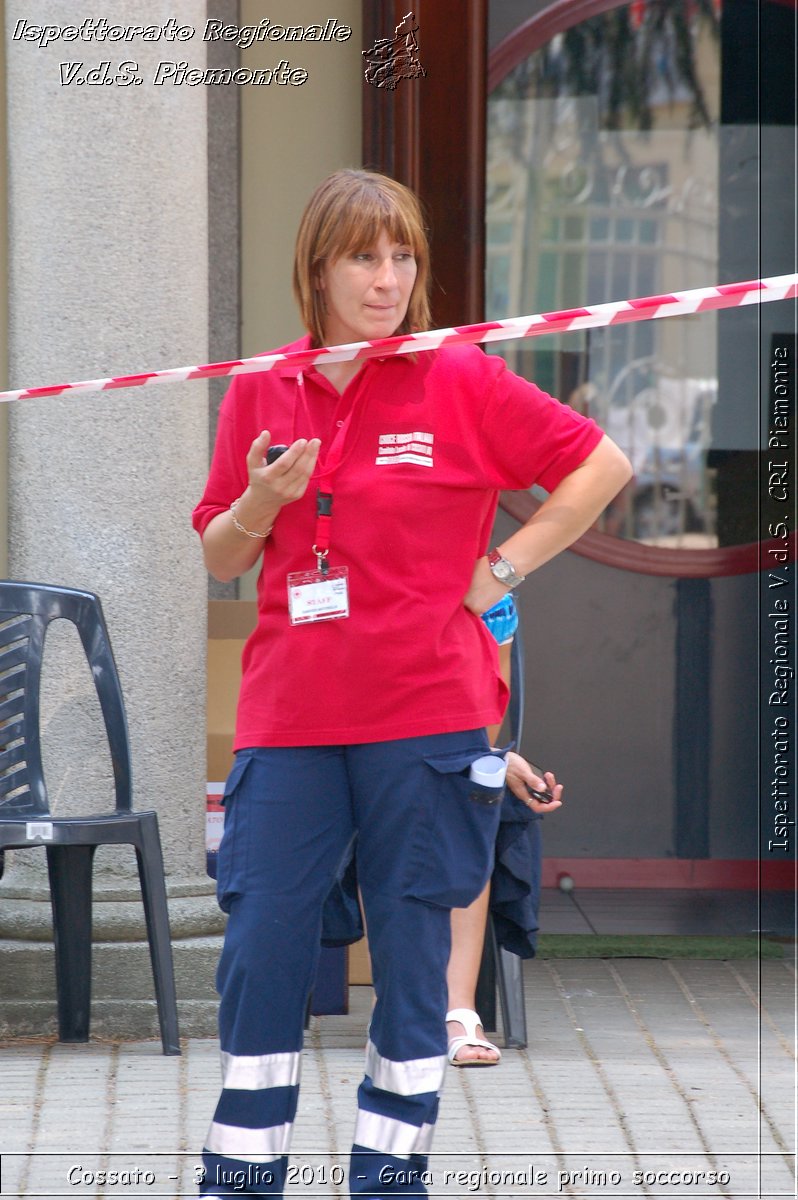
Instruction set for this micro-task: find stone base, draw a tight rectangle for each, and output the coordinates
[0,871,226,1042]
[0,935,223,1042]
[0,888,226,941]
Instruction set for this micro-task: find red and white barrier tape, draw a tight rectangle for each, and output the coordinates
[1,274,795,405]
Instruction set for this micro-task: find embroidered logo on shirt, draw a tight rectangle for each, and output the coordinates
[375,431,434,467]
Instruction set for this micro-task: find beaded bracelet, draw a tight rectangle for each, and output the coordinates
[230,498,273,539]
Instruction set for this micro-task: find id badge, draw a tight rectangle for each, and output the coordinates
[287,566,350,625]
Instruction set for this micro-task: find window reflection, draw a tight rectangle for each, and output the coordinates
[486,2,721,547]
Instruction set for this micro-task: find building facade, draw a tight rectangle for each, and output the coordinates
[0,0,794,1036]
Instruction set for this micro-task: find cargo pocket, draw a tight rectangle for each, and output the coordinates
[403,748,504,909]
[216,751,254,913]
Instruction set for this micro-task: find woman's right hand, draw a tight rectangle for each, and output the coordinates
[245,430,322,510]
[200,430,321,583]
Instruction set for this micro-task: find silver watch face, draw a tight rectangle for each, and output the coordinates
[491,557,514,582]
[490,555,522,587]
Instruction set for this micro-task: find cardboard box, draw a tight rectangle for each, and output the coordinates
[348,937,372,986]
[206,600,256,780]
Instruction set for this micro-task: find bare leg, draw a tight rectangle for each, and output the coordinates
[446,883,498,1062]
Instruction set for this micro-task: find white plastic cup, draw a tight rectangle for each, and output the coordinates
[469,754,507,789]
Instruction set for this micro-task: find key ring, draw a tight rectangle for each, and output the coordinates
[312,545,330,574]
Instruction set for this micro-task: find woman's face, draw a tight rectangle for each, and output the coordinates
[317,229,418,347]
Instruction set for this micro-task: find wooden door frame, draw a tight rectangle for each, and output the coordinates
[361,1,488,328]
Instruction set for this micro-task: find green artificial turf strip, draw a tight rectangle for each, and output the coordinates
[536,934,785,959]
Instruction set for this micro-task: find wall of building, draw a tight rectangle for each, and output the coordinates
[239,0,363,356]
[1,3,789,879]
[493,507,678,858]
[234,0,362,600]
[0,0,8,578]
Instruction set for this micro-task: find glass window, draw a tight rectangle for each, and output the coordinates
[487,0,722,547]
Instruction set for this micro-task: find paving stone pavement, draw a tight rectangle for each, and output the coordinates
[1,957,795,1200]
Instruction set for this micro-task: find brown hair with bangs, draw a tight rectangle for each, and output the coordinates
[293,169,431,346]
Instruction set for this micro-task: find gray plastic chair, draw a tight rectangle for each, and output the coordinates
[0,580,180,1055]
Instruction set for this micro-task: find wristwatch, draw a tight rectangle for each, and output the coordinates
[487,548,526,590]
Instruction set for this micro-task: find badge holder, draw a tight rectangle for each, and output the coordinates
[287,559,350,625]
[287,488,350,625]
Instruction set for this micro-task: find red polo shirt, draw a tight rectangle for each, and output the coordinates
[193,338,602,747]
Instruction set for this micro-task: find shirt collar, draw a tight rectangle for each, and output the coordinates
[269,333,415,378]
[270,334,313,378]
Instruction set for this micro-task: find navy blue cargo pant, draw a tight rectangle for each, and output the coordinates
[199,730,502,1198]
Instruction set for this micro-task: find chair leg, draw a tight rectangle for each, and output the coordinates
[46,844,95,1043]
[476,918,530,1048]
[494,929,528,1050]
[134,814,181,1055]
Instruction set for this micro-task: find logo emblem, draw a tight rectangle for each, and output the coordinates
[363,11,426,91]
[376,431,434,467]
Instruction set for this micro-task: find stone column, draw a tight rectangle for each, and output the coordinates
[0,0,230,1039]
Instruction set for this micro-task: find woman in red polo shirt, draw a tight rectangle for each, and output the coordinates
[193,168,631,1198]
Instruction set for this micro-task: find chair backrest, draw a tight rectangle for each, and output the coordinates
[0,581,133,818]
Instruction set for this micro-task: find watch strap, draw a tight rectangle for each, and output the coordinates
[487,548,526,590]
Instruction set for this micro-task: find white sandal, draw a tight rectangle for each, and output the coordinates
[446,1008,501,1067]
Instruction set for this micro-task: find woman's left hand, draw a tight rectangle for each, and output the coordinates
[505,751,564,813]
[463,556,509,616]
